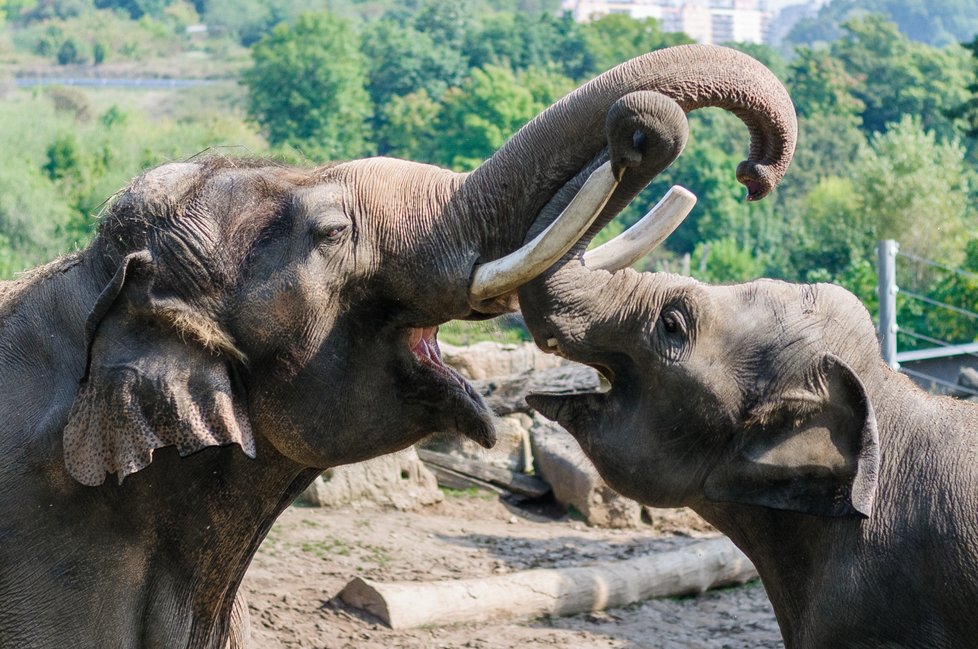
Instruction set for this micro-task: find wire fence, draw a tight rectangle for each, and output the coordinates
[877,240,978,398]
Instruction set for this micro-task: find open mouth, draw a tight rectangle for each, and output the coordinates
[406,325,495,448]
[407,326,466,389]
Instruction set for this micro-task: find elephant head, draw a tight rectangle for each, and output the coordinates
[58,44,796,487]
[522,267,882,518]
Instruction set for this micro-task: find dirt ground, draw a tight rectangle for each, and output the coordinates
[242,492,784,649]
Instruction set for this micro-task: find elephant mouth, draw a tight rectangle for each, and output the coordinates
[406,325,495,448]
[408,326,465,388]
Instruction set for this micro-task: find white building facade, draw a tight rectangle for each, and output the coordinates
[562,0,772,45]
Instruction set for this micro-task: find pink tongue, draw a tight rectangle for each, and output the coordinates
[411,327,464,388]
[412,327,439,362]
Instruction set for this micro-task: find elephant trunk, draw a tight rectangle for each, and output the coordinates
[350,45,795,321]
[517,98,693,357]
[454,44,796,278]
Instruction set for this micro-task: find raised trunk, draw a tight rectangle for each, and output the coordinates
[454,44,796,269]
[516,101,693,352]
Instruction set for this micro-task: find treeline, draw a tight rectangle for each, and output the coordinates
[2,0,978,347]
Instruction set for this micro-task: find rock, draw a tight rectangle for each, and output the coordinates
[422,412,534,474]
[959,366,978,391]
[441,341,568,381]
[530,420,642,528]
[296,446,443,510]
[643,507,716,535]
[471,364,603,416]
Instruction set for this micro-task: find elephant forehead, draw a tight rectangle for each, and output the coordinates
[291,183,347,212]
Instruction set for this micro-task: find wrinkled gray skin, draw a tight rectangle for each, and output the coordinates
[0,45,795,648]
[520,124,978,645]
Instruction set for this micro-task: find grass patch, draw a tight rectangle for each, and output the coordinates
[439,486,498,500]
[300,537,351,557]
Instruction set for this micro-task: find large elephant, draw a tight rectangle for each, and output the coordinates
[0,45,795,648]
[518,117,978,646]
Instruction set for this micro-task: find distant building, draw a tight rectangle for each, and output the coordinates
[562,0,772,45]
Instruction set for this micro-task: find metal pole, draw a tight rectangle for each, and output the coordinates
[877,240,899,370]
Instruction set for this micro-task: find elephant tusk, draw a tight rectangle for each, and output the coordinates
[468,161,619,305]
[584,185,696,272]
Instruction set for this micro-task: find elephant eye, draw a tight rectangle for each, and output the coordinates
[660,307,687,337]
[654,303,691,363]
[315,224,348,245]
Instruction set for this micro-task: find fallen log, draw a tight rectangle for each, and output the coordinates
[424,463,505,495]
[338,537,757,629]
[417,448,551,499]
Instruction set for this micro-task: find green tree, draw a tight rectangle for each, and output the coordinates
[94,0,166,20]
[413,0,471,50]
[204,0,275,46]
[243,12,373,161]
[433,64,544,170]
[56,37,84,64]
[786,0,978,48]
[949,35,978,139]
[925,238,978,344]
[463,11,593,80]
[43,134,82,182]
[787,47,864,120]
[830,16,971,138]
[361,19,467,111]
[775,113,867,203]
[690,236,766,283]
[579,14,692,76]
[853,115,974,263]
[784,175,867,281]
[378,89,443,162]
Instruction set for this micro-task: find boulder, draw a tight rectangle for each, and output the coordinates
[959,366,978,391]
[472,364,602,416]
[530,420,642,528]
[422,412,534,474]
[441,341,568,381]
[297,446,443,510]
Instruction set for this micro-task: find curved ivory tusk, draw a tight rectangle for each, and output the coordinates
[468,161,619,304]
[584,185,696,272]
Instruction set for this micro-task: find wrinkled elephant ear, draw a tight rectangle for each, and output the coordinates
[63,252,254,487]
[704,354,880,518]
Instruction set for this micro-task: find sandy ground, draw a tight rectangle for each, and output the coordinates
[241,492,783,649]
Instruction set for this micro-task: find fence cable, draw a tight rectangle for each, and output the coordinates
[901,290,978,321]
[900,367,978,398]
[898,251,978,283]
[898,329,978,359]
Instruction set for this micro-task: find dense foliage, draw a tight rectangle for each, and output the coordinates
[1,0,977,347]
[785,0,978,48]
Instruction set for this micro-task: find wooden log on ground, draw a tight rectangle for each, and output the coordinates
[424,463,505,495]
[417,448,550,499]
[338,537,756,629]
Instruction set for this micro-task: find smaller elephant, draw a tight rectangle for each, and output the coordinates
[520,226,978,646]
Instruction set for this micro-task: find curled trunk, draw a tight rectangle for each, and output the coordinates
[456,43,796,270]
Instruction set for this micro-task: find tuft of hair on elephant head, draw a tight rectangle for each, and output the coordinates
[0,44,796,649]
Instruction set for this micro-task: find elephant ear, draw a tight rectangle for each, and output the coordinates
[704,354,879,518]
[63,252,255,487]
